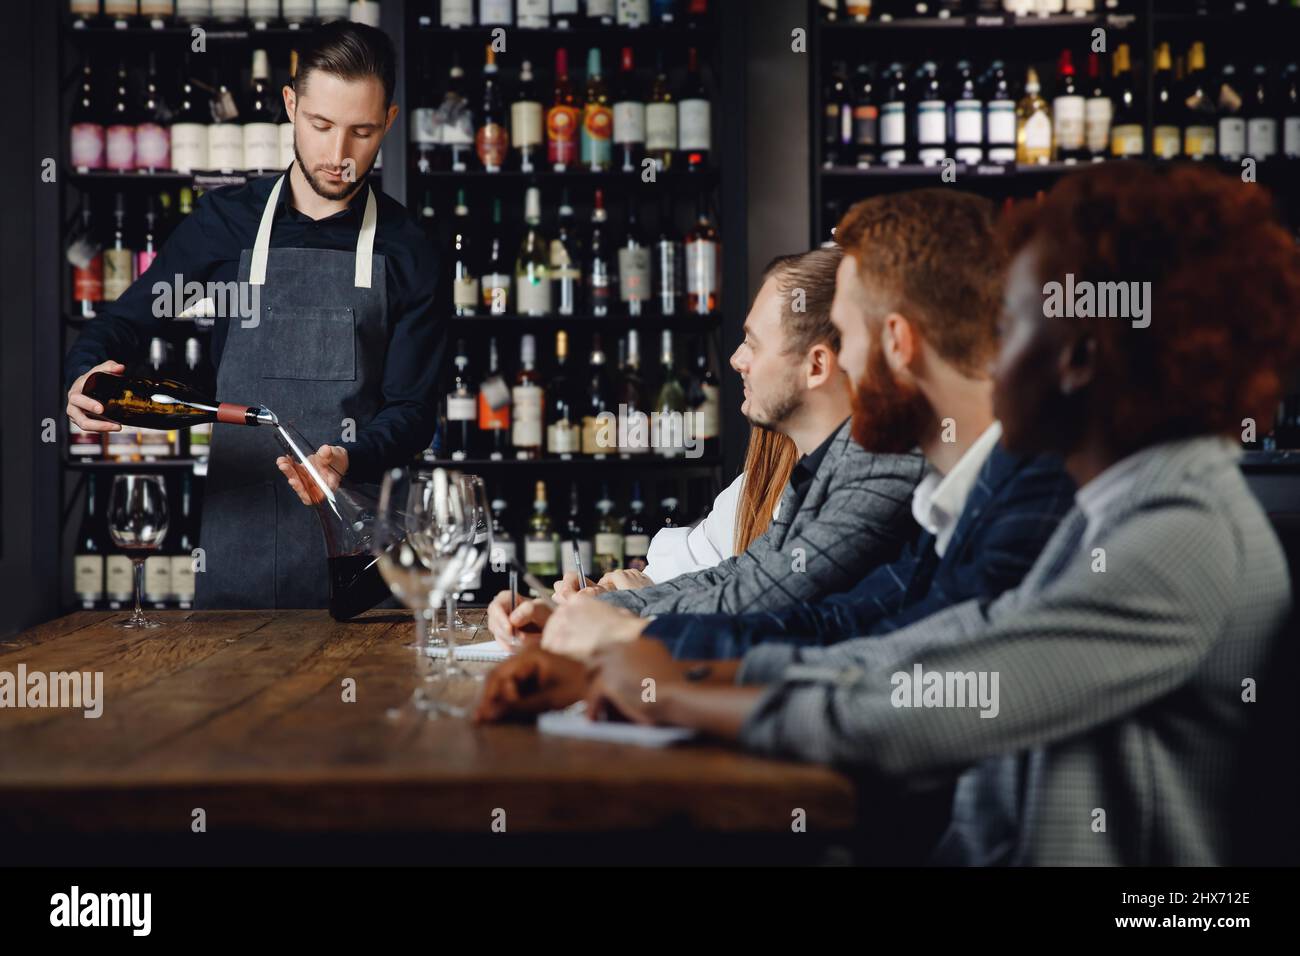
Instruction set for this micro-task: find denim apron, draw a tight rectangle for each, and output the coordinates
[195,175,388,609]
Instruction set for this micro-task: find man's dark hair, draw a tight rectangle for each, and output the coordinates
[295,21,397,107]
[760,246,844,356]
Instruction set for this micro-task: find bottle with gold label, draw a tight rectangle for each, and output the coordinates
[581,334,613,458]
[1110,44,1144,158]
[525,481,559,579]
[1183,42,1217,159]
[1152,42,1181,160]
[1016,67,1053,165]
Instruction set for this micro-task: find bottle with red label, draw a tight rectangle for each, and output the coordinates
[476,44,509,172]
[137,197,160,278]
[106,59,136,173]
[582,48,613,172]
[70,59,105,172]
[547,47,581,171]
[71,202,104,321]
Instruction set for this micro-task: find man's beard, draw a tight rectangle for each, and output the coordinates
[744,370,803,431]
[849,337,932,454]
[294,135,372,201]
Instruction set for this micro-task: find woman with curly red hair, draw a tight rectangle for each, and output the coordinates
[476,163,1300,866]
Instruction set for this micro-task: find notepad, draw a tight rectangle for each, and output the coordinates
[537,707,697,748]
[426,640,513,662]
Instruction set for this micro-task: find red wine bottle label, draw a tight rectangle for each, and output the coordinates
[547,105,580,165]
[71,123,106,170]
[106,124,137,171]
[476,123,510,169]
[74,256,104,302]
[137,249,158,276]
[135,123,170,170]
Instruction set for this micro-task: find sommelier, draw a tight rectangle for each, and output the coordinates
[63,22,443,610]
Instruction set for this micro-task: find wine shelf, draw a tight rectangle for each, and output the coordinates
[411,168,718,182]
[422,456,724,471]
[67,458,209,476]
[67,22,322,40]
[447,313,721,329]
[817,12,1139,30]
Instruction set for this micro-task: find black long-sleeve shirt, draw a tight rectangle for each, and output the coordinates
[63,171,444,483]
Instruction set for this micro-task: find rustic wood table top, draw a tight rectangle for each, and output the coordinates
[0,609,856,845]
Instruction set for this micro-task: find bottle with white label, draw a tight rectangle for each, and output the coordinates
[445,341,477,461]
[440,0,473,26]
[512,335,544,459]
[1053,49,1086,161]
[613,46,646,172]
[140,1,176,24]
[349,0,380,25]
[684,191,719,315]
[1110,43,1144,158]
[622,482,650,571]
[316,0,348,20]
[244,50,282,171]
[879,63,910,165]
[106,551,134,608]
[525,481,558,578]
[169,475,197,609]
[952,60,983,165]
[248,0,280,27]
[105,0,140,18]
[176,0,213,22]
[518,0,550,29]
[914,61,948,167]
[1217,62,1246,162]
[1283,63,1299,159]
[1016,66,1052,164]
[207,67,245,171]
[1084,51,1112,160]
[511,59,544,172]
[646,50,678,172]
[551,0,578,28]
[75,475,105,610]
[593,487,624,576]
[211,0,247,22]
[617,0,649,26]
[678,47,711,160]
[586,0,614,24]
[479,0,511,24]
[1246,63,1278,160]
[985,60,1017,163]
[515,187,552,316]
[282,0,315,24]
[451,190,479,316]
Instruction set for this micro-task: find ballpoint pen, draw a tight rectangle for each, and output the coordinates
[572,539,587,590]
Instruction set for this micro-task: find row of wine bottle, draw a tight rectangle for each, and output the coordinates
[435,186,720,318]
[437,329,720,461]
[68,0,381,26]
[431,0,710,29]
[411,45,712,175]
[818,0,1127,17]
[823,44,1300,168]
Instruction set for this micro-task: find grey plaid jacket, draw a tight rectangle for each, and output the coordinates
[737,436,1292,865]
[599,419,925,615]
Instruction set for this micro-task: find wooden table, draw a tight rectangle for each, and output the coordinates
[0,609,856,864]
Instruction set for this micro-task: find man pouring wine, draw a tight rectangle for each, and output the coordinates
[63,22,443,610]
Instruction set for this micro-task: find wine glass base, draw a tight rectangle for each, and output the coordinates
[116,617,162,629]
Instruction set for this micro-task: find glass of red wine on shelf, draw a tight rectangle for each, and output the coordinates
[106,474,169,629]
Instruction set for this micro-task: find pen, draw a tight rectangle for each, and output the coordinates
[572,539,587,590]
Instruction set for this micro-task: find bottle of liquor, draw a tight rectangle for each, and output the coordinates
[686,339,720,457]
[511,59,544,173]
[72,202,104,321]
[183,337,213,460]
[623,481,651,571]
[438,57,475,173]
[619,199,651,317]
[1110,43,1144,158]
[614,47,646,173]
[525,481,559,579]
[559,482,594,577]
[1217,62,1246,162]
[915,60,949,167]
[619,328,650,456]
[581,49,613,172]
[1182,42,1217,159]
[479,0,511,24]
[684,192,720,315]
[646,50,677,173]
[985,60,1017,164]
[74,474,105,610]
[441,0,474,26]
[144,513,174,610]
[678,47,711,164]
[485,497,517,596]
[619,0,651,25]
[518,0,550,28]
[951,60,983,166]
[516,187,552,317]
[588,188,613,317]
[547,330,581,459]
[476,44,509,172]
[451,189,479,316]
[482,197,510,314]
[653,329,687,457]
[139,339,177,460]
[135,53,171,173]
[512,334,544,459]
[581,334,613,458]
[655,194,682,316]
[106,60,136,173]
[207,66,245,172]
[71,59,106,173]
[1150,42,1180,160]
[171,57,210,175]
[137,197,160,279]
[588,0,616,24]
[593,485,624,575]
[445,339,476,461]
[411,55,438,175]
[552,0,579,28]
[69,420,105,459]
[104,193,135,303]
[879,63,910,165]
[548,48,581,172]
[852,63,880,167]
[551,190,582,317]
[478,337,511,460]
[244,49,281,172]
[1084,51,1112,160]
[1016,66,1052,164]
[1246,63,1278,160]
[169,474,197,610]
[1283,63,1300,160]
[84,369,275,431]
[824,62,854,167]
[1053,49,1087,162]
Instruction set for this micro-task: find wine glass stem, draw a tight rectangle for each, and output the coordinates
[131,557,146,623]
[414,606,429,645]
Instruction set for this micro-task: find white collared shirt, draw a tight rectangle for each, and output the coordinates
[911,421,1003,558]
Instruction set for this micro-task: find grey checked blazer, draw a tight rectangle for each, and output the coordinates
[736,436,1292,865]
[599,419,925,615]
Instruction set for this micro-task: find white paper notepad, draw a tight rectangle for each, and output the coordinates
[426,641,513,662]
[537,706,697,748]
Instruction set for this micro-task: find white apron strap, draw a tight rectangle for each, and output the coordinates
[251,177,377,289]
[355,185,378,289]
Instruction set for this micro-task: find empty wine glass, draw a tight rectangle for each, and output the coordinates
[107,474,170,629]
[450,474,491,640]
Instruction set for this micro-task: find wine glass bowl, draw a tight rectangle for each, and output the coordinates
[106,474,169,629]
